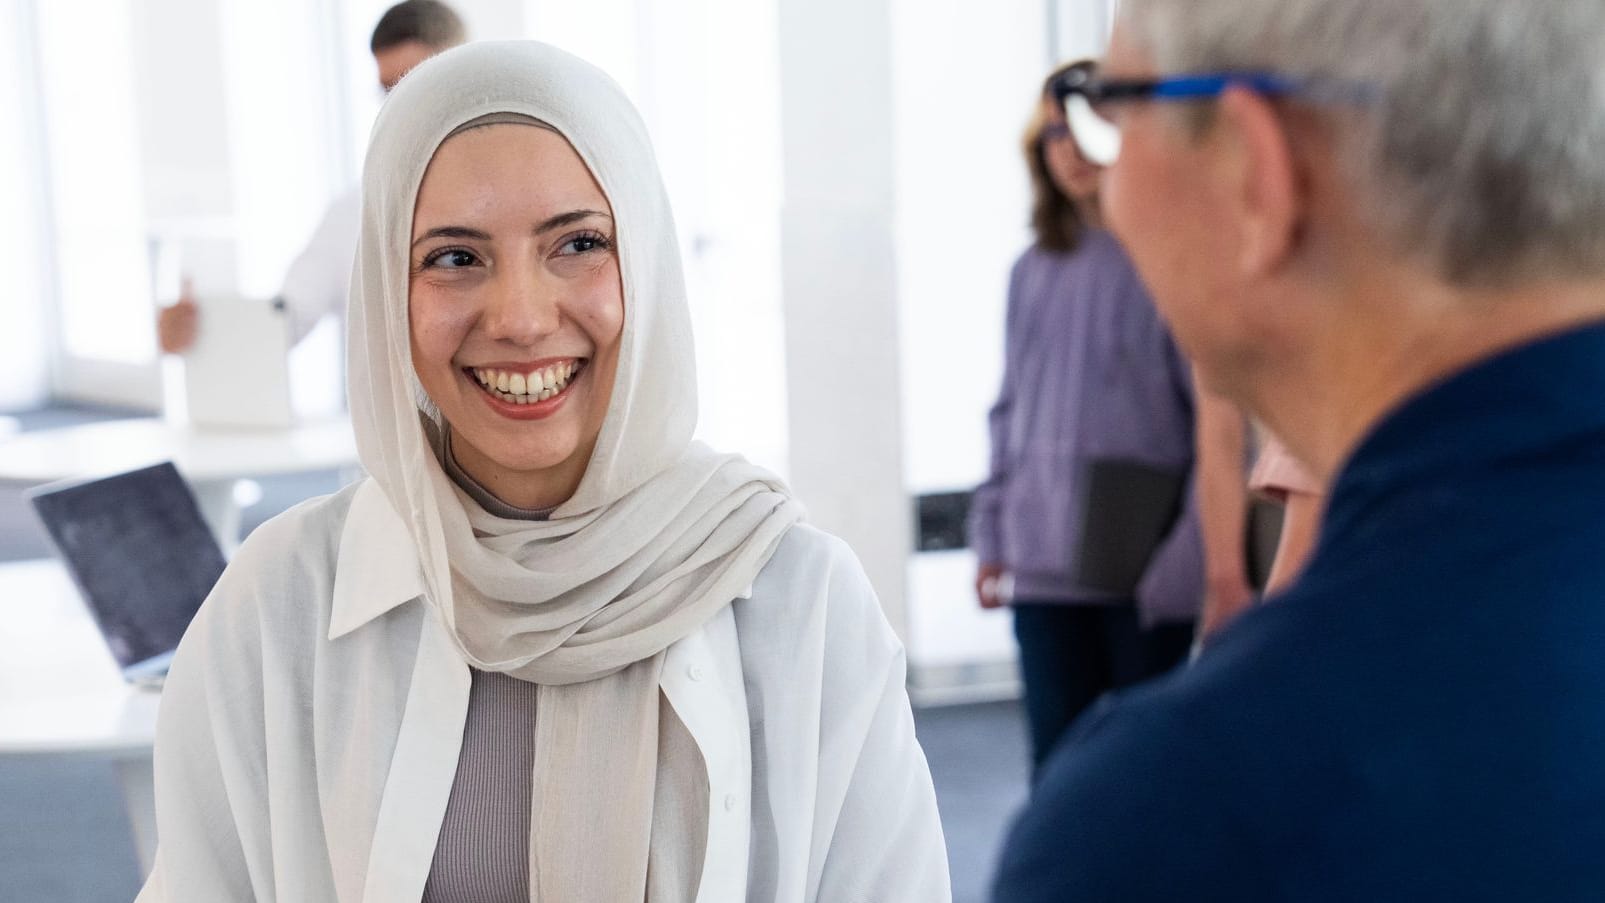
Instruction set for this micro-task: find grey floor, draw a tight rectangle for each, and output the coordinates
[0,404,1028,903]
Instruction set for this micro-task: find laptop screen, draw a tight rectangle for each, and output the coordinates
[28,462,226,676]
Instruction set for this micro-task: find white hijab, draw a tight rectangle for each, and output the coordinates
[348,40,802,899]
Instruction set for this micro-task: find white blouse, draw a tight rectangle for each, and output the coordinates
[135,479,951,902]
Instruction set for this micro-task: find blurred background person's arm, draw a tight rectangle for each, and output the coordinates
[970,262,1030,610]
[156,279,198,354]
[276,190,361,347]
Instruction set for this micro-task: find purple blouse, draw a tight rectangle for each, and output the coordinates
[968,232,1203,625]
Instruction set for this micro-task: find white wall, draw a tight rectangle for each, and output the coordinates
[776,0,913,638]
[892,1,1047,494]
[1053,0,1114,62]
[451,0,524,43]
[893,0,1121,692]
[891,1,1056,688]
[526,0,790,476]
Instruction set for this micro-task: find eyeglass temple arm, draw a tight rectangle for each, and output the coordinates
[1057,72,1303,103]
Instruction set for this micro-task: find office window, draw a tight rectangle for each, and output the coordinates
[33,0,154,368]
[0,0,50,410]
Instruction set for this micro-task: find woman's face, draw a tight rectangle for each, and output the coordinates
[1041,97,1103,203]
[409,123,624,509]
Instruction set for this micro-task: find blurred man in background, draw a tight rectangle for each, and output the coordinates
[157,0,466,354]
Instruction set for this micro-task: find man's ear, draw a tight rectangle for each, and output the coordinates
[1215,86,1302,278]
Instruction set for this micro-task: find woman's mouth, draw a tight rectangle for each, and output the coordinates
[464,359,587,407]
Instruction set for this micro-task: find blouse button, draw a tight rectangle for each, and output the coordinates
[687,664,705,681]
[724,793,738,812]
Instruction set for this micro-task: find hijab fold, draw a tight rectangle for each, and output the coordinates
[350,41,802,900]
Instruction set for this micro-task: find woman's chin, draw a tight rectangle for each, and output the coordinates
[485,445,581,480]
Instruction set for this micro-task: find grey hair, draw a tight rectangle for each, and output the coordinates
[1118,0,1605,288]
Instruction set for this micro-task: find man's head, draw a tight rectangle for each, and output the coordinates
[371,0,467,92]
[1099,0,1605,409]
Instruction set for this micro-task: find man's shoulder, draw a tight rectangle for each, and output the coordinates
[994,598,1356,900]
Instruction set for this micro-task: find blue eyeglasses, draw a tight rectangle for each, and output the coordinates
[1051,66,1369,165]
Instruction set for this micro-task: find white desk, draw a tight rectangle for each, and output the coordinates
[0,416,358,550]
[0,559,161,875]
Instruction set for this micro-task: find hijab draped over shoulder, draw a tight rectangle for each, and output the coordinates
[347,40,802,899]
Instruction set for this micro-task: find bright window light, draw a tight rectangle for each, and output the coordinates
[0,0,50,409]
[33,0,154,366]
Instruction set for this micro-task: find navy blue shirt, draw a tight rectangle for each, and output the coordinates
[992,322,1605,902]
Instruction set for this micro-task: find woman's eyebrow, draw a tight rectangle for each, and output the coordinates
[536,209,612,234]
[409,211,612,249]
[411,225,491,248]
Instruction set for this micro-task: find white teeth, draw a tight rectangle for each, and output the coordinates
[471,361,582,404]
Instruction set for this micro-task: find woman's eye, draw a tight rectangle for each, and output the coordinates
[425,248,479,269]
[559,233,612,256]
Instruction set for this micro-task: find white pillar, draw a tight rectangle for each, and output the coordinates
[776,0,911,638]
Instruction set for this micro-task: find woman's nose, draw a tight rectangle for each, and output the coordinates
[483,264,560,344]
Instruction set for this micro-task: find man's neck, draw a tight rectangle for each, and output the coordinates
[1254,274,1605,483]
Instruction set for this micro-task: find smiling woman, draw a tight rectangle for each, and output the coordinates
[135,40,949,903]
[408,118,624,509]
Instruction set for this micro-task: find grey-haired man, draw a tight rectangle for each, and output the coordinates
[994,2,1605,900]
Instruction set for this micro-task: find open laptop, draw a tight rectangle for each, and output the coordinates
[27,462,227,686]
[184,295,295,429]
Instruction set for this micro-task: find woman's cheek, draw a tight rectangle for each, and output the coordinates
[412,290,475,352]
[586,267,626,343]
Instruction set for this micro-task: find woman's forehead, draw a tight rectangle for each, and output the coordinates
[414,123,612,226]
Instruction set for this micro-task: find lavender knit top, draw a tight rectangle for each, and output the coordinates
[967,231,1204,625]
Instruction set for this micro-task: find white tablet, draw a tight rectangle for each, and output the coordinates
[184,295,295,429]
